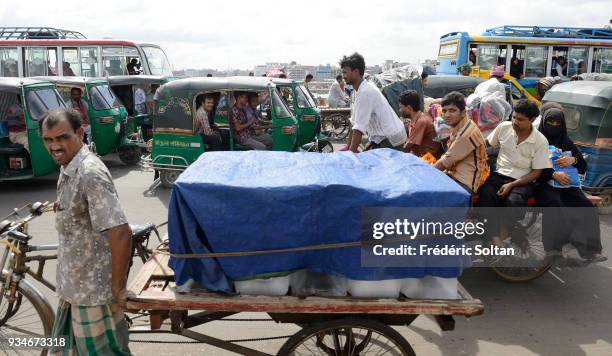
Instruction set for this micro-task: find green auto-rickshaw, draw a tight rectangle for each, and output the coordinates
[543,81,612,213]
[108,75,176,144]
[0,77,66,181]
[269,78,333,152]
[150,76,299,187]
[34,76,143,165]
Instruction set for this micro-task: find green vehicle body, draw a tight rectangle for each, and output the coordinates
[151,76,300,186]
[36,76,161,165]
[270,78,329,147]
[0,78,66,181]
[108,75,177,143]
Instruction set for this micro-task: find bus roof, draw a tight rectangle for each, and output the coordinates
[0,39,163,47]
[440,25,612,45]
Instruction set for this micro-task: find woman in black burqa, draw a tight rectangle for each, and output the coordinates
[534,108,606,262]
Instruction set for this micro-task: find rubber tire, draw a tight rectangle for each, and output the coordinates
[277,318,416,356]
[0,277,55,355]
[159,170,180,188]
[118,146,142,166]
[489,263,552,283]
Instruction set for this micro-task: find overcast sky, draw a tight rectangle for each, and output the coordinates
[1,0,610,70]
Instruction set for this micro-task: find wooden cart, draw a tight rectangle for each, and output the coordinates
[127,253,484,355]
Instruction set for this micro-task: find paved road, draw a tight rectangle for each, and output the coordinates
[1,153,610,356]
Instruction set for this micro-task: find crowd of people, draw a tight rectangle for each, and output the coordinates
[335,52,605,264]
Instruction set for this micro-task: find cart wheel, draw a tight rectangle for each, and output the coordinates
[119,146,142,165]
[277,318,415,356]
[159,170,180,188]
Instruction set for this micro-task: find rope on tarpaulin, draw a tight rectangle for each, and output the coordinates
[159,233,450,259]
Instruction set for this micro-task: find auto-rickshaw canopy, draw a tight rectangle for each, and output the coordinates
[107,75,171,87]
[0,77,49,93]
[543,81,612,146]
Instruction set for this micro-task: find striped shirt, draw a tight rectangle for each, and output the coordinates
[436,117,489,192]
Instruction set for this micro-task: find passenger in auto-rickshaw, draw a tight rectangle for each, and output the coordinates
[534,108,606,262]
[230,91,273,150]
[5,95,27,150]
[67,87,91,142]
[399,90,441,158]
[246,92,273,127]
[195,94,223,151]
[477,100,551,248]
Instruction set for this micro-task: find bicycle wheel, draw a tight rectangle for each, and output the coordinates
[277,318,415,356]
[490,213,552,282]
[0,276,55,355]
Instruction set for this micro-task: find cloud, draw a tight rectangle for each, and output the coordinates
[1,0,610,70]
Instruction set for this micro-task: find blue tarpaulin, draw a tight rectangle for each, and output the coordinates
[168,149,471,293]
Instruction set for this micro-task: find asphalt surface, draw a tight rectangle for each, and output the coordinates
[0,153,610,356]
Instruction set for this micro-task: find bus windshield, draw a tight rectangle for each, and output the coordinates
[142,46,172,76]
[26,88,66,120]
[90,84,121,110]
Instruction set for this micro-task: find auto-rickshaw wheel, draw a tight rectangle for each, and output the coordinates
[118,146,142,165]
[160,170,180,188]
[277,318,415,356]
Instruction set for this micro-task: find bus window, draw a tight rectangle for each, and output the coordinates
[592,48,612,74]
[62,48,80,76]
[510,45,525,79]
[551,47,569,77]
[103,47,127,76]
[47,48,58,76]
[567,47,587,77]
[0,48,19,77]
[476,44,506,70]
[438,42,459,58]
[142,46,172,76]
[80,47,99,77]
[24,48,48,76]
[524,46,547,78]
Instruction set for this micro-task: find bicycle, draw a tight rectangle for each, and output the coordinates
[0,201,164,355]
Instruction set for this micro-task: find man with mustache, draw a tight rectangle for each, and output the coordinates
[39,108,133,355]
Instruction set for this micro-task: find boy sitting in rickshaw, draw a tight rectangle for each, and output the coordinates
[195,94,223,151]
[231,91,273,150]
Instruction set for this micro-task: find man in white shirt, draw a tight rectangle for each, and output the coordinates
[340,53,407,153]
[477,99,552,246]
[134,86,147,114]
[327,75,349,108]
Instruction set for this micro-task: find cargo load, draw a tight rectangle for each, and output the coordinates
[168,149,471,295]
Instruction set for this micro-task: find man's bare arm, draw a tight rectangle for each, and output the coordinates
[108,223,132,307]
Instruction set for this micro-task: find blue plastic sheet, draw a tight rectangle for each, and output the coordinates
[168,149,471,293]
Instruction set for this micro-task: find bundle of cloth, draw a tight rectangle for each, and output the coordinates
[466,67,512,137]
